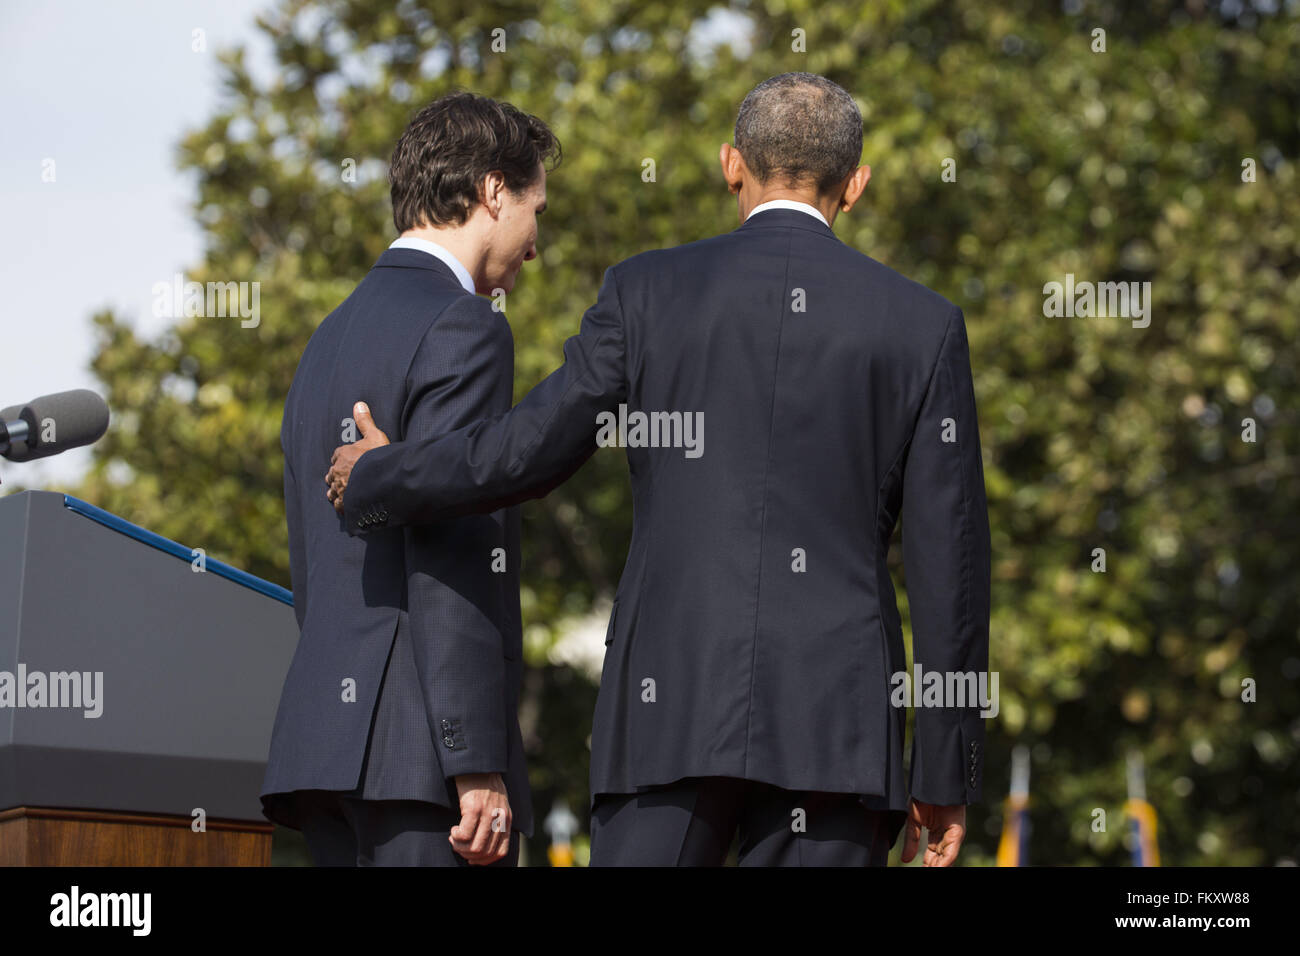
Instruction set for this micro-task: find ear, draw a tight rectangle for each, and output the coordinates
[719,144,743,195]
[480,170,507,218]
[837,165,872,213]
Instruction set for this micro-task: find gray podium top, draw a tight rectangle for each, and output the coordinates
[0,490,298,822]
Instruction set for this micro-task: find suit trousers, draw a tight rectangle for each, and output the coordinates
[589,776,903,866]
[296,789,520,866]
[290,615,525,867]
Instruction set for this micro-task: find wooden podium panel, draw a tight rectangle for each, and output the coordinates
[0,807,272,866]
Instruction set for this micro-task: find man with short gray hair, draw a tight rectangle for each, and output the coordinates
[326,73,991,867]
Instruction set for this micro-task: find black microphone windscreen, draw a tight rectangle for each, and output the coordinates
[4,389,110,461]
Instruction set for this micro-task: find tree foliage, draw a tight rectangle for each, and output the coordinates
[70,0,1299,864]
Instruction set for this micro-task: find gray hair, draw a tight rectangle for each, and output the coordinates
[733,73,863,195]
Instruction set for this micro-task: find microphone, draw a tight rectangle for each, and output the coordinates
[1,389,111,461]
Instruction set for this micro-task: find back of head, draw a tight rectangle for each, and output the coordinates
[734,73,863,196]
[389,91,561,232]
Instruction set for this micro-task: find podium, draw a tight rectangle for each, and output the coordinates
[0,491,297,865]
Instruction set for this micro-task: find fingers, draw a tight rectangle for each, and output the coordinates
[449,804,477,844]
[901,817,921,864]
[468,805,494,858]
[324,468,346,512]
[324,447,357,511]
[449,802,512,865]
[351,402,390,444]
[353,401,374,435]
[904,800,966,866]
[449,806,481,861]
[922,823,964,867]
[934,823,965,867]
[488,806,511,860]
[321,402,390,514]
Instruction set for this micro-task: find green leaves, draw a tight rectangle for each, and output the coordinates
[72,0,1299,864]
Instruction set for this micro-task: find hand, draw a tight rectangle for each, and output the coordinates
[326,401,390,513]
[901,798,966,866]
[449,772,512,864]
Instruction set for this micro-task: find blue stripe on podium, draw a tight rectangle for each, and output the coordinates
[62,494,294,607]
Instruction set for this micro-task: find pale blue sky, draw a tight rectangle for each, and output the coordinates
[0,0,274,489]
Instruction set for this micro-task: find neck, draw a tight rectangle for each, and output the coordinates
[399,224,486,293]
[741,186,839,226]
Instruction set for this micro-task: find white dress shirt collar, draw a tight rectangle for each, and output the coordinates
[388,236,476,294]
[745,199,830,227]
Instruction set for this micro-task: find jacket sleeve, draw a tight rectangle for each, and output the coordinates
[399,293,518,780]
[899,306,992,806]
[344,266,628,532]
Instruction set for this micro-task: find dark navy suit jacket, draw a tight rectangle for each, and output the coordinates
[261,247,532,836]
[342,208,991,816]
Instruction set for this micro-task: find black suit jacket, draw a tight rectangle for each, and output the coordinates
[261,248,533,836]
[343,208,991,813]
